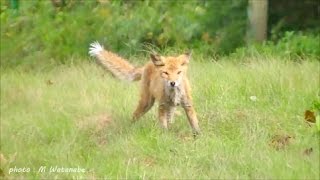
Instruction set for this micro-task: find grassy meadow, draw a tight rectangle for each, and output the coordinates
[1,1,320,179]
[1,55,319,179]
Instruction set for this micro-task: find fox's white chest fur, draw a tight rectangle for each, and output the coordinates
[164,86,184,106]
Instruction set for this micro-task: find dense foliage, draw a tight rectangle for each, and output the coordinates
[0,0,319,67]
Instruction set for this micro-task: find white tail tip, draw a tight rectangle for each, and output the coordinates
[89,41,104,57]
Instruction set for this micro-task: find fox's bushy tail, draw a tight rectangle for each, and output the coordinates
[89,42,143,81]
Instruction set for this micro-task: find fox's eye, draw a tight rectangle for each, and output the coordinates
[177,71,182,74]
[162,72,169,75]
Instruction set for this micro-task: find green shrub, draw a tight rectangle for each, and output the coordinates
[230,31,320,61]
[0,0,319,68]
[1,0,249,67]
[201,0,248,55]
[0,0,205,67]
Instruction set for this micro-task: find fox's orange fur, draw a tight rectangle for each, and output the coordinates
[89,42,200,134]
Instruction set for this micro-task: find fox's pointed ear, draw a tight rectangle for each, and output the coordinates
[151,53,164,66]
[182,50,192,65]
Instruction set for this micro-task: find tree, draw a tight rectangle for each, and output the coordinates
[247,0,268,43]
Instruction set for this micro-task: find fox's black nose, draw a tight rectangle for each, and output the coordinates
[170,81,175,87]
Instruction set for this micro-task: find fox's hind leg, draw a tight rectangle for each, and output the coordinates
[132,96,154,121]
[182,82,201,135]
[133,78,155,121]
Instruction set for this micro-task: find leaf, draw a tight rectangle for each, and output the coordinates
[303,147,313,156]
[46,80,54,85]
[304,110,316,123]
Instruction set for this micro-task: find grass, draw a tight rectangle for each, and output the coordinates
[1,56,319,179]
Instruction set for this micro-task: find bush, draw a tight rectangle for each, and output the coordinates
[230,31,320,61]
[1,0,251,67]
[201,0,248,55]
[0,0,318,68]
[0,0,205,67]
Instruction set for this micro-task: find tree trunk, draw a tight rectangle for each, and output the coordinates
[247,0,268,43]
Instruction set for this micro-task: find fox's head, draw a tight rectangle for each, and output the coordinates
[151,52,191,88]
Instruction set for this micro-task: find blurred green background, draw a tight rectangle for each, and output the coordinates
[0,0,319,67]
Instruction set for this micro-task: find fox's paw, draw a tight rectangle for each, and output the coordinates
[89,41,104,57]
[193,128,201,138]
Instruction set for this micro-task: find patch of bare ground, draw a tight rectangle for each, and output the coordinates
[142,156,156,167]
[77,113,113,146]
[177,133,194,142]
[269,134,294,150]
[77,113,112,131]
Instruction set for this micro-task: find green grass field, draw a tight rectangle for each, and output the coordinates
[1,57,319,179]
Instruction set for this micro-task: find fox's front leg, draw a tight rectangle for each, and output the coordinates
[167,106,176,124]
[183,104,200,134]
[182,87,200,134]
[158,104,168,129]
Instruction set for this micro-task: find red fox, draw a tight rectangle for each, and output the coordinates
[89,42,200,134]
